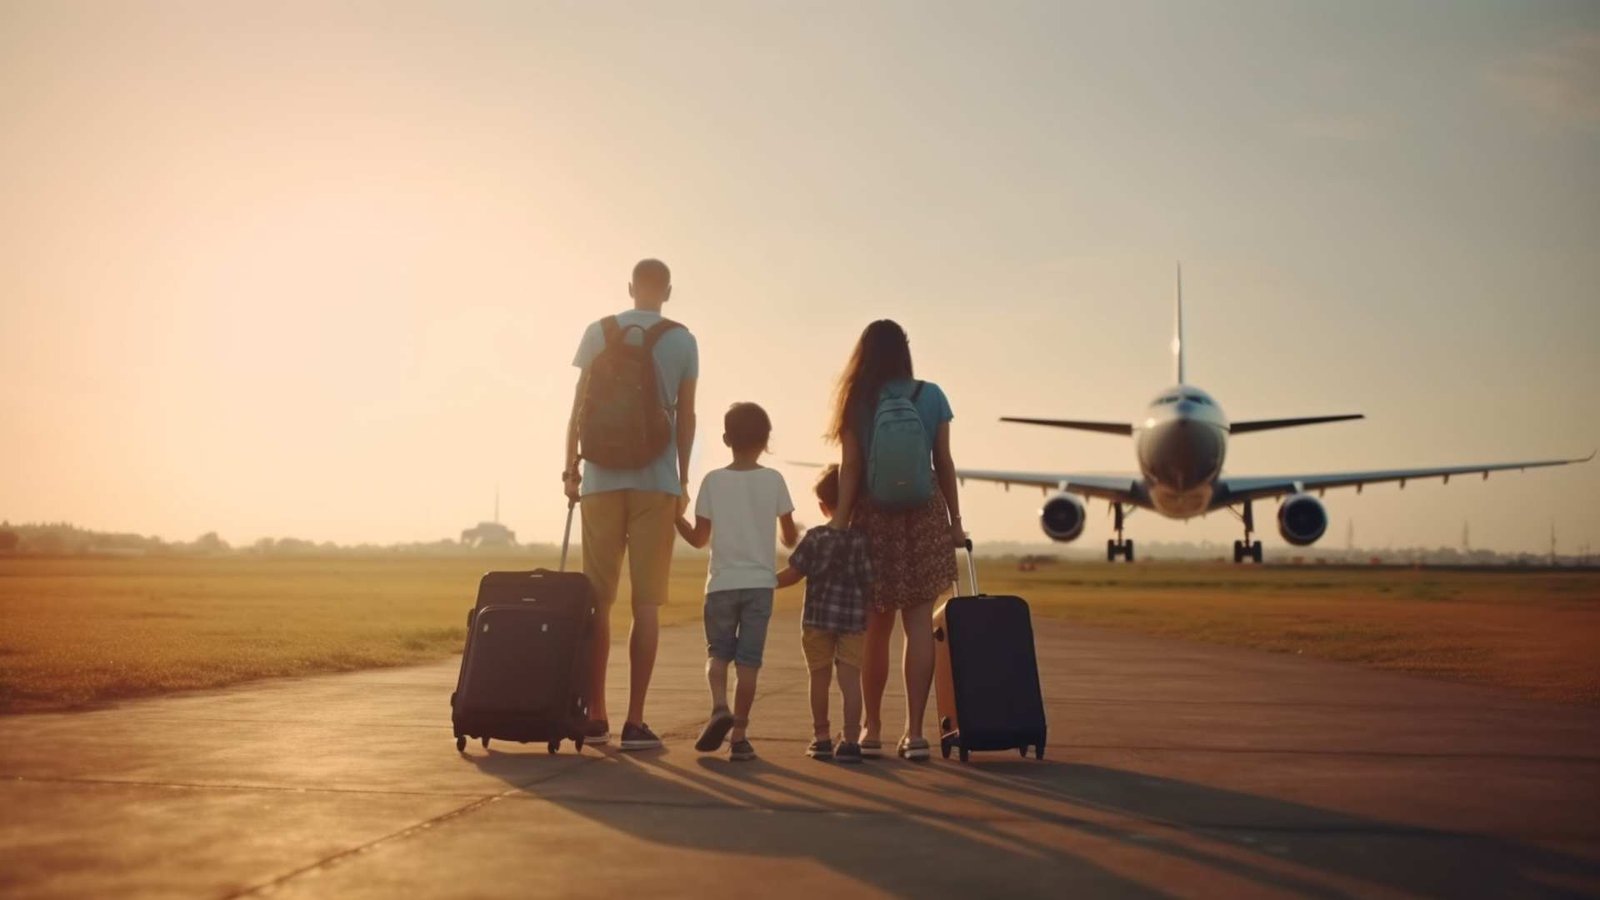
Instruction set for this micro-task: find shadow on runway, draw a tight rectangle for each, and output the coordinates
[466,744,1600,898]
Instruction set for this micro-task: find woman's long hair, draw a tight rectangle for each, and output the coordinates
[827,319,914,444]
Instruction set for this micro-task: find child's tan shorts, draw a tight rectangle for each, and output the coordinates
[801,627,864,672]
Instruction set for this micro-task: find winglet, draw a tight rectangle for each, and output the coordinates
[1172,262,1185,385]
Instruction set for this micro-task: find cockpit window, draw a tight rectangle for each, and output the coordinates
[1157,394,1180,404]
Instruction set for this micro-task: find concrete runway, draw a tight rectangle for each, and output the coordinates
[2,613,1598,899]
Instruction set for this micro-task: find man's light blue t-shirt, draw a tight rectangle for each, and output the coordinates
[572,309,699,496]
[853,378,954,460]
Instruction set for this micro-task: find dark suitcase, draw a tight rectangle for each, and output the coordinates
[451,502,595,754]
[933,541,1047,762]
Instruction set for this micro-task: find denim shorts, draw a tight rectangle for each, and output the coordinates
[704,588,775,668]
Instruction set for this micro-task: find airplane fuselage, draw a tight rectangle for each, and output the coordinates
[1134,385,1228,518]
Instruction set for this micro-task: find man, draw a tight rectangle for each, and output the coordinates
[563,258,698,750]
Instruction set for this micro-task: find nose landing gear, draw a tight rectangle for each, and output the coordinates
[1232,500,1264,564]
[1107,503,1135,563]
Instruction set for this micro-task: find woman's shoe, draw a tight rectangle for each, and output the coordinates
[897,736,931,761]
[858,739,883,759]
[730,738,757,761]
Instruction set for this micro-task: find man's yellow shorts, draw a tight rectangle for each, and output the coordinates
[580,489,676,610]
[801,627,864,672]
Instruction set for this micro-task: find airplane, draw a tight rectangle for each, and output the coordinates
[956,265,1594,563]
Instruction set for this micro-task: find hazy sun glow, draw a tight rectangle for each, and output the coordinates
[2,2,1597,553]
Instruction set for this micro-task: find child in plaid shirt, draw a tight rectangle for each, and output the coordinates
[777,465,872,763]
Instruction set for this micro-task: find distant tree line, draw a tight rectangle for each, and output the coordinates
[0,521,555,558]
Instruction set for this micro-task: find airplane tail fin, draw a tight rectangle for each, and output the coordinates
[1173,262,1185,385]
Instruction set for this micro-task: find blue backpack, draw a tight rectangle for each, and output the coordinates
[866,381,934,509]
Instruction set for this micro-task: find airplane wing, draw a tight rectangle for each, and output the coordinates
[1216,451,1595,506]
[955,468,1149,507]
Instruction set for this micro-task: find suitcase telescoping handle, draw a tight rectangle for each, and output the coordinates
[560,500,577,573]
[955,538,979,597]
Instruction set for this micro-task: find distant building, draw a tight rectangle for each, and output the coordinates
[460,490,516,548]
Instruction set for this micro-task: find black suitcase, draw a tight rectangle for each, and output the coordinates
[932,541,1047,762]
[451,502,595,754]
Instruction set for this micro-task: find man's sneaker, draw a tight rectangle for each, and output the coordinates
[729,738,756,761]
[835,741,864,764]
[806,738,834,760]
[582,719,610,746]
[695,708,736,753]
[618,722,662,751]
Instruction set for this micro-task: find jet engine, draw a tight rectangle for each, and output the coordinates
[1277,493,1328,546]
[1039,492,1087,543]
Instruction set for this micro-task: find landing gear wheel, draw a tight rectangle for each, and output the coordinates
[1233,540,1244,563]
[456,736,466,753]
[1106,539,1117,563]
[547,740,561,755]
[1251,541,1264,564]
[1125,540,1135,563]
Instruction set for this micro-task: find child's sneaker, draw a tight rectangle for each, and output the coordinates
[695,708,736,752]
[729,738,757,761]
[835,741,863,764]
[805,737,834,760]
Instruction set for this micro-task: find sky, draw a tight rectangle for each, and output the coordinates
[2,0,1597,554]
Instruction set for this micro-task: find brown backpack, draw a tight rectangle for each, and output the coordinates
[578,316,683,470]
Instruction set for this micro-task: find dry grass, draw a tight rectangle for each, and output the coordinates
[1,555,1595,712]
[982,562,1600,704]
[0,554,732,714]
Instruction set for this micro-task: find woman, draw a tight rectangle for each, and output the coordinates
[827,319,965,760]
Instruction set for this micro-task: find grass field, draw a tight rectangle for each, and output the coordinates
[1,554,1597,713]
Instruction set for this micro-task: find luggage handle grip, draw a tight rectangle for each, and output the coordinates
[560,500,576,573]
[955,537,979,597]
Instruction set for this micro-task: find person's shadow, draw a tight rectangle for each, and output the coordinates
[465,742,1600,898]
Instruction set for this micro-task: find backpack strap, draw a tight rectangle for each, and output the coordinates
[910,380,925,403]
[642,318,682,352]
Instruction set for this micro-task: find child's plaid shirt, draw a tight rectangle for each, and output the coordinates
[788,526,871,633]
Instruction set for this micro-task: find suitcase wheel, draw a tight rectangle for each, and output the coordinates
[933,627,945,642]
[481,737,490,750]
[940,738,952,760]
[958,747,970,763]
[575,736,586,752]
[1035,744,1045,761]
[547,740,561,755]
[455,736,466,753]
[1019,746,1028,758]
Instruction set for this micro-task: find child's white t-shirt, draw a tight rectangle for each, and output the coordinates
[694,466,795,594]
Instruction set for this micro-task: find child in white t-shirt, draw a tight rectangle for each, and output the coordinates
[675,402,798,760]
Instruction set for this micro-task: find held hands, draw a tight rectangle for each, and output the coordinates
[677,481,691,517]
